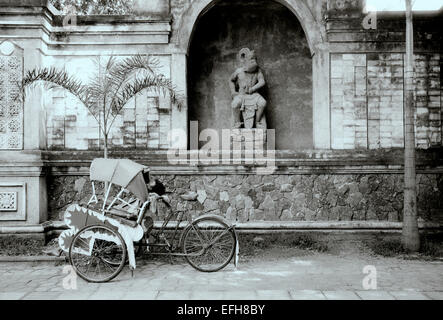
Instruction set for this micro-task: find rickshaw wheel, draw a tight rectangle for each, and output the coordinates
[69,225,127,283]
[182,216,236,272]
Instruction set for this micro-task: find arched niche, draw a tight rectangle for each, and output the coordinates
[185,0,315,150]
[176,0,325,56]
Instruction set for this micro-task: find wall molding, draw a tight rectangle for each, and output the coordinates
[45,164,443,176]
[1,220,441,235]
[40,148,443,175]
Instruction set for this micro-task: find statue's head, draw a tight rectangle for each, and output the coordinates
[238,48,258,73]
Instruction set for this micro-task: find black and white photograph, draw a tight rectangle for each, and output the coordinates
[0,0,442,307]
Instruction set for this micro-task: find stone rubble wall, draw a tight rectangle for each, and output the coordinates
[48,173,443,223]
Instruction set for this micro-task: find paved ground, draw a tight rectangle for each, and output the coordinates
[0,249,442,300]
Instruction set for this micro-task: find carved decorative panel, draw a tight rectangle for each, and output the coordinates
[0,191,17,211]
[0,183,26,221]
[0,41,24,150]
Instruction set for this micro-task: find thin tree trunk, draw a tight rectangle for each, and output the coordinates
[104,133,108,159]
[103,132,109,191]
[402,0,420,252]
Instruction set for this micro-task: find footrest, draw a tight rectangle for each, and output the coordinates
[107,214,138,228]
[107,208,138,220]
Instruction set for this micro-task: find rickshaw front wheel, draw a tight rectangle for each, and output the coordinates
[69,225,127,283]
[182,216,236,272]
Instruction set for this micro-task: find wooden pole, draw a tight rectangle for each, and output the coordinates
[402,0,420,252]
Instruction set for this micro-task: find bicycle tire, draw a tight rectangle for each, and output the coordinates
[182,216,236,272]
[69,225,127,283]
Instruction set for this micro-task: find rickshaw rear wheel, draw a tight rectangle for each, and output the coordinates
[182,216,236,272]
[69,225,127,283]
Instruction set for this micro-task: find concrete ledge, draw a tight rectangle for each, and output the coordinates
[1,221,441,235]
[0,255,65,262]
[229,221,443,231]
[0,225,44,234]
[41,149,443,175]
[159,221,443,233]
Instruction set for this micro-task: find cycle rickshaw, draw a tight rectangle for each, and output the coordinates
[59,158,238,283]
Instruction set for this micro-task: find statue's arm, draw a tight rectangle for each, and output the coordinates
[229,70,239,96]
[248,70,265,94]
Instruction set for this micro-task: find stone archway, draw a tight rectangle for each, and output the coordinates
[174,0,331,150]
[176,0,325,56]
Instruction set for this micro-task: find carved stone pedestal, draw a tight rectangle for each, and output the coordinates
[231,129,267,152]
[0,151,47,226]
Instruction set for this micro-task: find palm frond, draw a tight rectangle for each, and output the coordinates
[116,75,184,110]
[87,56,117,119]
[106,54,164,123]
[105,75,185,135]
[22,67,100,124]
[109,54,160,86]
[22,67,86,101]
[104,55,117,73]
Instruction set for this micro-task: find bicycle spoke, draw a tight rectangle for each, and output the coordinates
[183,218,236,272]
[100,258,117,273]
[70,225,126,282]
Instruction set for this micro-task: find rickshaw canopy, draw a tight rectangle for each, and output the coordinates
[90,158,149,202]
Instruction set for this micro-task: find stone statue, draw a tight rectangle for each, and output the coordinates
[229,48,267,129]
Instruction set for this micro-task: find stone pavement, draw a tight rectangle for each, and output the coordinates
[0,251,442,300]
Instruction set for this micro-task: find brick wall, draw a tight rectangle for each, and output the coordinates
[46,91,171,150]
[367,53,404,149]
[45,56,172,150]
[331,54,368,149]
[331,52,442,150]
[415,54,441,148]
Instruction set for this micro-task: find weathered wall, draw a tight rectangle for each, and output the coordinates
[1,0,443,228]
[188,0,313,150]
[327,3,443,150]
[47,173,443,223]
[330,53,442,149]
[44,55,172,150]
[39,0,443,151]
[2,0,441,152]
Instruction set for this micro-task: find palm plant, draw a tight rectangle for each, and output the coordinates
[22,54,183,158]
